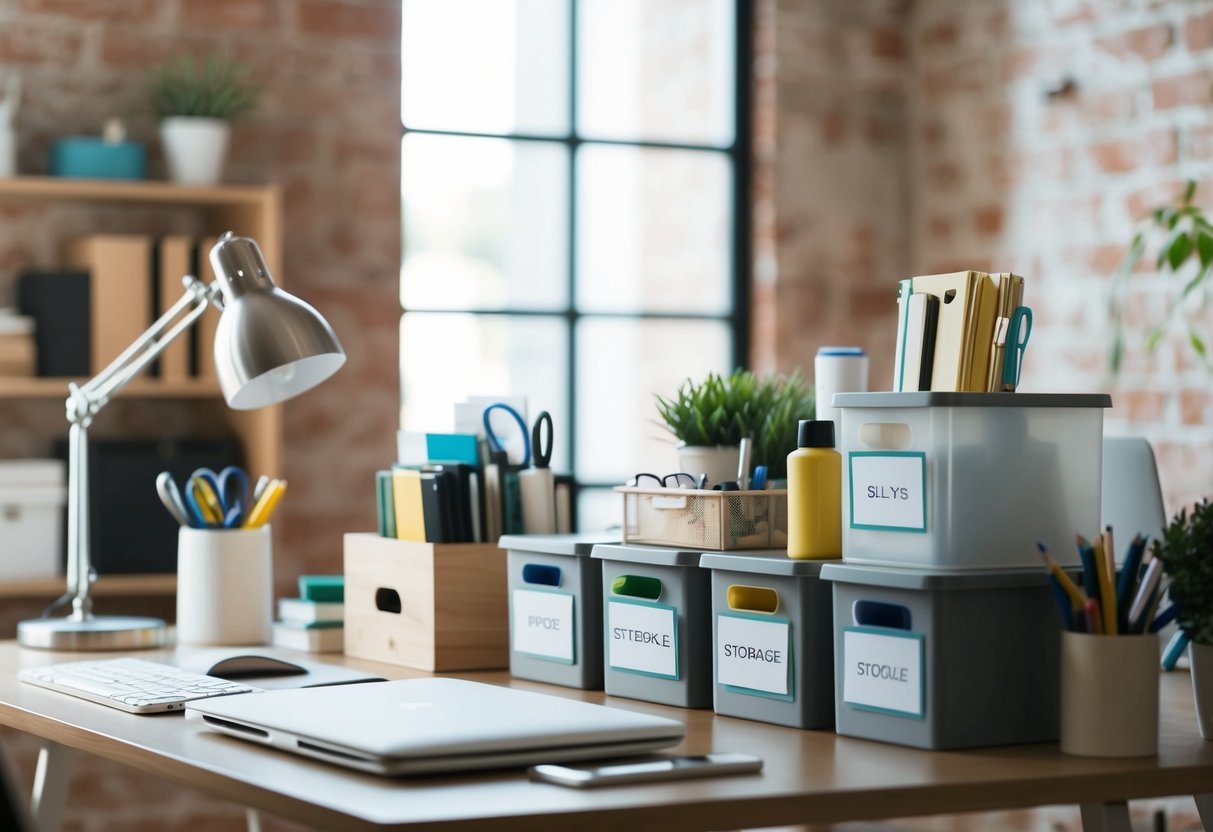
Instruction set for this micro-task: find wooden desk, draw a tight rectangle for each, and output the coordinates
[0,642,1210,832]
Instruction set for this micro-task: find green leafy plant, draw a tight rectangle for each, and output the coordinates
[148,55,257,120]
[1111,180,1212,374]
[1152,499,1213,646]
[654,368,815,480]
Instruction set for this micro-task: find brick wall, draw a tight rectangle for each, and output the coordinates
[0,0,398,827]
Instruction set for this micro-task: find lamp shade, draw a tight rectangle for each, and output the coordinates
[210,234,346,410]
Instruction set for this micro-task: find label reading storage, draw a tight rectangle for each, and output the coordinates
[849,451,927,532]
[717,613,793,699]
[842,626,924,719]
[607,599,678,679]
[512,589,575,664]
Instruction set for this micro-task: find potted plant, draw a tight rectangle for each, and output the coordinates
[654,368,814,487]
[148,55,257,186]
[1151,499,1213,739]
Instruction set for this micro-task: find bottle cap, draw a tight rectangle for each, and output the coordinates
[797,419,835,449]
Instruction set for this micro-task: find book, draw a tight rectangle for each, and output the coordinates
[65,235,153,374]
[963,272,999,391]
[297,574,344,602]
[156,235,193,381]
[278,597,344,624]
[272,621,344,653]
[902,293,939,392]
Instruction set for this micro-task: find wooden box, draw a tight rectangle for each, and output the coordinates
[343,533,508,672]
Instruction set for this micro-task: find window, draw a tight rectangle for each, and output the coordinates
[401,0,750,530]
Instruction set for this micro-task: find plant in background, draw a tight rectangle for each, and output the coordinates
[654,368,815,481]
[1152,499,1213,646]
[1111,180,1213,374]
[148,55,257,121]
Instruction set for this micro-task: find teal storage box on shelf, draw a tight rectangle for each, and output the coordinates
[592,544,713,709]
[499,533,617,690]
[833,392,1111,571]
[821,562,1063,750]
[50,137,146,180]
[700,552,835,729]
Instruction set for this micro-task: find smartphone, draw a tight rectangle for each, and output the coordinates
[528,753,762,788]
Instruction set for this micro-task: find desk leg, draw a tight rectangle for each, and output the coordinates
[245,808,262,832]
[1080,802,1132,832]
[30,741,73,832]
[1194,793,1212,829]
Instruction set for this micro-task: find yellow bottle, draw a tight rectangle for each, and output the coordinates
[786,419,842,559]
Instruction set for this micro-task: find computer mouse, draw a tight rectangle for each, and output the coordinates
[176,649,308,680]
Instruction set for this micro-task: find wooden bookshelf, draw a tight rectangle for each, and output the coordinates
[0,574,176,599]
[0,377,222,399]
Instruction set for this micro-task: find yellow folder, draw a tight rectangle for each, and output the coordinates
[392,468,426,541]
[911,271,1000,392]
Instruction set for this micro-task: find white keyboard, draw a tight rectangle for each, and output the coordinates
[19,658,262,714]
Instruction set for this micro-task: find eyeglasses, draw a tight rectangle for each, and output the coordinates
[628,472,706,490]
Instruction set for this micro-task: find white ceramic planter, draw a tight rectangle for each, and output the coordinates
[677,444,740,488]
[1192,640,1213,740]
[160,116,230,185]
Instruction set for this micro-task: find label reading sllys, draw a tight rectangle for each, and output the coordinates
[849,451,927,532]
[511,589,575,664]
[842,626,925,719]
[717,613,792,697]
[607,599,678,679]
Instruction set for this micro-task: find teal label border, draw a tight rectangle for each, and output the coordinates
[848,451,928,533]
[717,611,795,703]
[510,588,577,666]
[842,625,926,720]
[605,597,680,681]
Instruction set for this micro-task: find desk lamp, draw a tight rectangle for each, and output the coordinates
[17,233,345,651]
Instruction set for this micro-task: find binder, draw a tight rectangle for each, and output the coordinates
[194,235,221,379]
[902,293,939,392]
[156,235,193,381]
[65,235,153,375]
[963,272,999,391]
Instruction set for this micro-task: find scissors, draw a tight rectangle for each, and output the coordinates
[483,403,532,467]
[530,411,553,470]
[1001,305,1032,392]
[187,466,250,528]
[155,471,192,527]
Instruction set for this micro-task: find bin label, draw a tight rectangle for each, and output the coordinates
[512,589,575,664]
[717,612,793,699]
[607,598,679,680]
[849,451,927,532]
[842,626,925,719]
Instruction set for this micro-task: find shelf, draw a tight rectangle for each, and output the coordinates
[0,176,273,207]
[0,574,176,599]
[0,377,221,400]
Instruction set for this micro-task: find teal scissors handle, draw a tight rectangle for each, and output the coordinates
[1002,305,1032,391]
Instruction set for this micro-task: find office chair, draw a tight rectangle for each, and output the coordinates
[1101,435,1167,561]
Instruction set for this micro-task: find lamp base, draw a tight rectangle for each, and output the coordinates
[17,615,167,651]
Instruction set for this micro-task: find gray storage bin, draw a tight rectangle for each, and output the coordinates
[700,552,835,729]
[822,562,1062,750]
[592,544,712,708]
[500,534,617,689]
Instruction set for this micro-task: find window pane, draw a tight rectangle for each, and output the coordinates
[577,0,734,145]
[402,135,569,311]
[402,0,569,135]
[400,313,570,472]
[578,486,620,534]
[575,317,731,484]
[576,145,731,314]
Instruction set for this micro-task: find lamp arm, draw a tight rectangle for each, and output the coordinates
[61,275,220,613]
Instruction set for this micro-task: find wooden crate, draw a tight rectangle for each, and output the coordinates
[342,533,508,672]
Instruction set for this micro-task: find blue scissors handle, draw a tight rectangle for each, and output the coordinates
[1002,305,1033,391]
[483,403,531,467]
[187,466,250,527]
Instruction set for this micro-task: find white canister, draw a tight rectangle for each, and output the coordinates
[814,346,869,430]
[176,525,272,646]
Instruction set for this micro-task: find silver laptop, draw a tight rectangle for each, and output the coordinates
[185,677,685,776]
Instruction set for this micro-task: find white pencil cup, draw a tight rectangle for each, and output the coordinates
[176,526,273,646]
[1060,631,1159,757]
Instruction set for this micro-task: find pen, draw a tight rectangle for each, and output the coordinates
[737,437,752,490]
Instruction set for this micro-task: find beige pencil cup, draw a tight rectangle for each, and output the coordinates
[176,526,273,646]
[1060,631,1160,757]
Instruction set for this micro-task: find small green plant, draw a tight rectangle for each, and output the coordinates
[1111,180,1213,374]
[1152,499,1213,646]
[148,55,257,120]
[654,368,815,479]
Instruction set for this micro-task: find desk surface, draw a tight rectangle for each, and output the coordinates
[0,643,1210,832]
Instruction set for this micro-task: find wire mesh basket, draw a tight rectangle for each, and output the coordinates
[616,487,789,550]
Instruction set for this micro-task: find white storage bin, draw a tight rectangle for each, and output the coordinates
[835,392,1110,571]
[0,460,66,580]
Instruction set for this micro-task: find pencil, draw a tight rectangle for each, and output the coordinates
[1094,537,1117,634]
[1038,542,1085,610]
[1085,597,1104,635]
